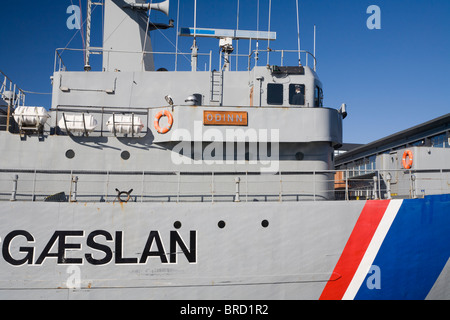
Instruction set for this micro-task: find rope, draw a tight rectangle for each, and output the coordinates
[141,0,153,70]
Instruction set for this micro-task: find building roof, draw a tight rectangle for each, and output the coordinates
[336,113,450,165]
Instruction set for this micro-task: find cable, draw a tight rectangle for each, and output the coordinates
[21,90,52,95]
[142,0,153,70]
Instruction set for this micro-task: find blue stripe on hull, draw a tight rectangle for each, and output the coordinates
[355,194,450,300]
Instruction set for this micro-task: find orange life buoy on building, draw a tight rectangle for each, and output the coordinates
[402,150,413,169]
[154,110,173,134]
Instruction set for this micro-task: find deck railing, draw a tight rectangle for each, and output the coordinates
[54,47,317,73]
[0,70,26,132]
[0,168,448,203]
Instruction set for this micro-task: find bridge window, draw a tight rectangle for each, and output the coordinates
[267,83,283,105]
[314,86,323,107]
[289,84,305,106]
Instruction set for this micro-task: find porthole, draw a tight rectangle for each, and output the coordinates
[218,220,226,229]
[295,152,304,161]
[65,149,75,159]
[173,221,182,229]
[121,151,131,160]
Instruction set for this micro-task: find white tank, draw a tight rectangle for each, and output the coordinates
[58,114,98,133]
[13,107,49,127]
[106,115,144,135]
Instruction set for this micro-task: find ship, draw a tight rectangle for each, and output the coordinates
[0,0,449,300]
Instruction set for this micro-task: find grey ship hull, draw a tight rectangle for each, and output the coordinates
[1,197,449,300]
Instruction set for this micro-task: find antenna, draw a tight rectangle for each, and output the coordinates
[85,0,92,71]
[255,0,260,66]
[296,0,302,66]
[194,0,197,39]
[191,0,198,72]
[236,0,240,71]
[175,0,180,71]
[313,24,316,71]
[84,0,107,71]
[267,0,272,66]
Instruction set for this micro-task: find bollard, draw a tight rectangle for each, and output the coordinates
[373,176,378,200]
[411,174,417,199]
[71,176,79,202]
[234,177,241,202]
[386,173,392,199]
[10,175,18,201]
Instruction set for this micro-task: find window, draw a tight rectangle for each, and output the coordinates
[368,155,376,170]
[431,133,446,148]
[267,83,283,105]
[289,84,305,106]
[314,86,323,107]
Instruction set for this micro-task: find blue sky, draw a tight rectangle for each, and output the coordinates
[0,0,449,144]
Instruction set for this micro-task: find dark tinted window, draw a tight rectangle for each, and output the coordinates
[289,84,305,105]
[314,86,323,107]
[267,83,283,105]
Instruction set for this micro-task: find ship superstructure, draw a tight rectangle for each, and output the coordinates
[1,0,345,203]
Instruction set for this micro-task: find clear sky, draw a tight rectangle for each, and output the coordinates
[0,0,449,144]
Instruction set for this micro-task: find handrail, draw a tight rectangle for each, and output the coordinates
[247,49,317,71]
[0,70,27,132]
[0,70,26,107]
[54,47,318,73]
[54,48,213,73]
[0,168,448,203]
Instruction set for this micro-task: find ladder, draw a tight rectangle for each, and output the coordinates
[210,70,223,105]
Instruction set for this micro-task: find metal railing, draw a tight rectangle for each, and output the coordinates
[0,168,448,203]
[0,70,27,132]
[0,70,26,107]
[247,49,317,71]
[54,48,214,73]
[54,47,318,73]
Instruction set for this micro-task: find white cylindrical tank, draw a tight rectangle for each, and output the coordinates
[13,107,49,126]
[58,114,98,133]
[106,115,144,135]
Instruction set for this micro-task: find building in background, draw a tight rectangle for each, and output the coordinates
[335,114,450,200]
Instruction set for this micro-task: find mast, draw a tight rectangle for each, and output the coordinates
[313,24,316,71]
[84,0,92,71]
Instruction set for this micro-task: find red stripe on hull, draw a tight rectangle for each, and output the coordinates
[319,200,390,300]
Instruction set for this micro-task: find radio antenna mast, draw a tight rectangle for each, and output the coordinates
[236,0,240,71]
[85,0,92,71]
[175,0,180,71]
[296,0,302,66]
[314,24,316,71]
[267,0,272,65]
[255,0,260,67]
[191,0,198,71]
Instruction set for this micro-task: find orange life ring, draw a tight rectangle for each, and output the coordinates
[402,150,413,169]
[154,110,173,134]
